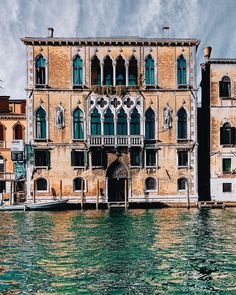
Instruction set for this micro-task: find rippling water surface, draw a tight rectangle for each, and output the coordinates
[0,208,235,294]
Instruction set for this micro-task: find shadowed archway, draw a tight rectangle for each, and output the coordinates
[106,160,128,202]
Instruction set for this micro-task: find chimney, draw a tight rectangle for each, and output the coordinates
[203,47,212,61]
[47,27,54,38]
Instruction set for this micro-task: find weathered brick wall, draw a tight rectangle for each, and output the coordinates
[28,43,196,200]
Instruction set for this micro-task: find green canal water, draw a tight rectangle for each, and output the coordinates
[0,208,235,294]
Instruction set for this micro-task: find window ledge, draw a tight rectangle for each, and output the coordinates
[220,96,235,100]
[36,190,49,193]
[178,166,190,169]
[144,190,158,193]
[34,84,48,88]
[35,166,49,169]
[72,166,86,169]
[34,139,48,142]
[131,166,142,169]
[91,166,103,169]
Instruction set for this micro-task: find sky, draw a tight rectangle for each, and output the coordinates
[0,0,236,99]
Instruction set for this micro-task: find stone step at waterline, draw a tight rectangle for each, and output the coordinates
[108,202,127,208]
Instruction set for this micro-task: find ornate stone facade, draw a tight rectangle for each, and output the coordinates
[22,35,199,206]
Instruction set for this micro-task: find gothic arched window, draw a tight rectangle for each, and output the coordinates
[116,56,126,85]
[130,108,140,135]
[145,108,155,139]
[0,124,5,141]
[73,108,84,139]
[117,108,127,135]
[35,107,46,139]
[104,108,114,135]
[35,55,46,85]
[219,76,231,97]
[91,56,101,86]
[91,108,101,135]
[104,56,113,86]
[14,124,23,140]
[177,55,187,85]
[177,107,187,139]
[145,55,155,85]
[128,56,138,86]
[73,55,83,85]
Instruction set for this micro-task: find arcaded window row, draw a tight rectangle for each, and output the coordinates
[35,54,187,87]
[34,176,189,193]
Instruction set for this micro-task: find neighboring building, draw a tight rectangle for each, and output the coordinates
[200,48,236,203]
[0,96,26,201]
[21,31,199,206]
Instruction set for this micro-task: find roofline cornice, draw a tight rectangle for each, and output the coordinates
[21,37,200,47]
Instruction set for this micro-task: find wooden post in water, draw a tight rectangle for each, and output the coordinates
[33,181,36,203]
[187,180,190,209]
[125,178,127,210]
[9,180,12,205]
[59,180,62,200]
[96,179,99,210]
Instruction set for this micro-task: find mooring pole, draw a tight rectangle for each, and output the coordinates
[125,179,127,210]
[81,192,84,210]
[10,180,12,205]
[33,181,36,203]
[187,181,190,209]
[60,180,62,200]
[96,179,99,210]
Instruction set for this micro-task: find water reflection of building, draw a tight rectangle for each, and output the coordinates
[21,29,199,206]
[0,96,26,201]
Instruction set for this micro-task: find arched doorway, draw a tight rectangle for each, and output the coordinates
[106,160,128,202]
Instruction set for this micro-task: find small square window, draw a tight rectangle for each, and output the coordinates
[223,158,231,173]
[91,149,107,168]
[34,150,50,167]
[131,149,141,167]
[71,151,85,167]
[223,183,232,192]
[146,150,156,167]
[178,151,188,167]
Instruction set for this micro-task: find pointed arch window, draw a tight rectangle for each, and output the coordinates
[73,108,84,139]
[145,55,155,85]
[91,108,101,135]
[116,56,126,85]
[177,107,187,139]
[117,108,127,135]
[91,56,101,86]
[130,108,140,135]
[14,124,23,140]
[35,107,46,139]
[145,108,155,139]
[73,55,83,85]
[35,177,48,192]
[128,56,138,86]
[35,55,46,85]
[0,124,5,141]
[177,55,187,85]
[104,56,113,86]
[220,76,231,97]
[104,108,114,135]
